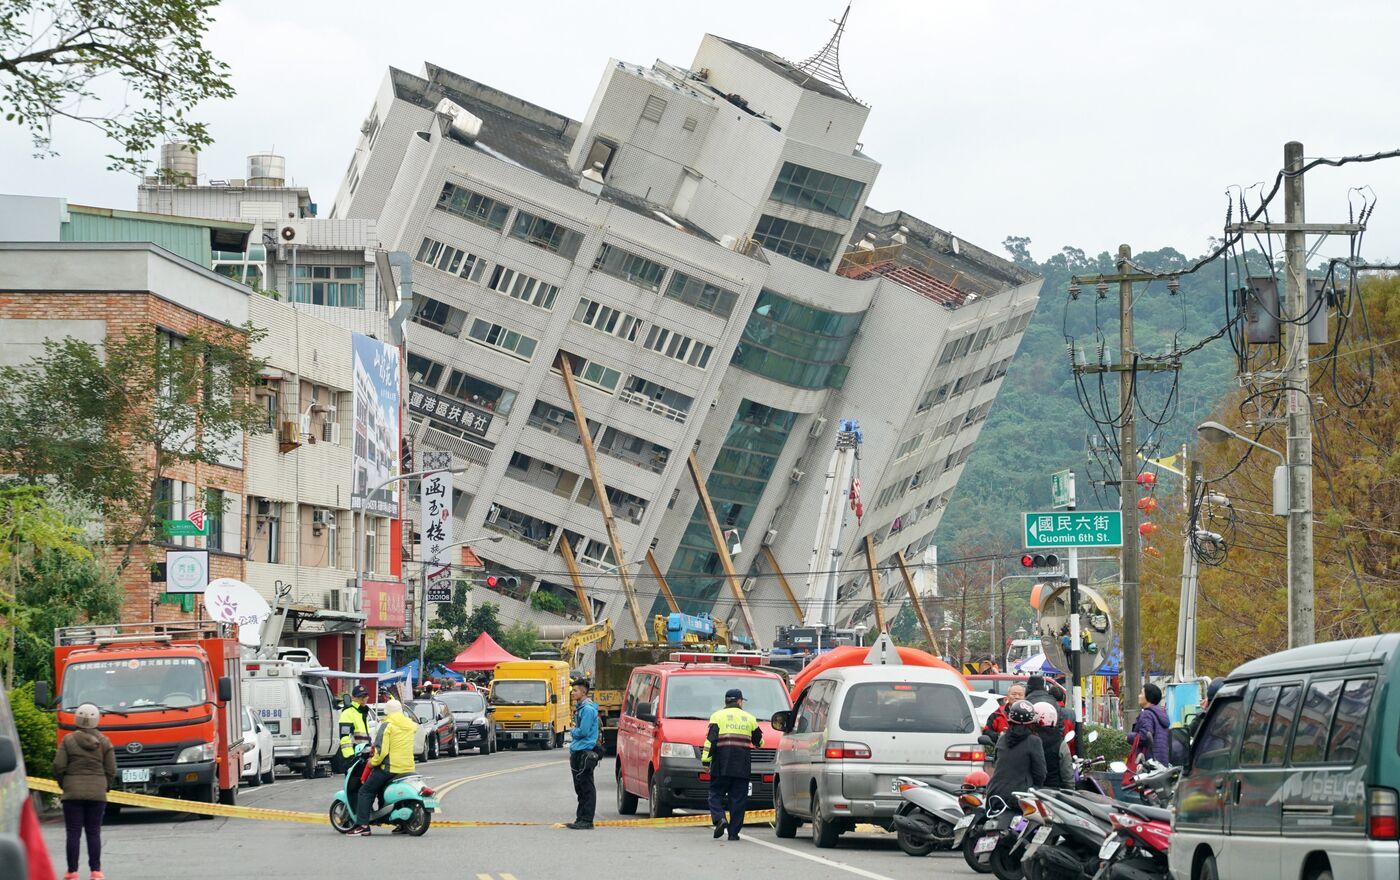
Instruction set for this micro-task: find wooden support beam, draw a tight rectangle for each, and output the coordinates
[864,534,887,633]
[557,534,594,626]
[556,354,645,640]
[646,550,679,614]
[895,552,939,654]
[761,545,804,624]
[686,452,763,650]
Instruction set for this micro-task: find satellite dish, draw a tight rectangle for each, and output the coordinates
[204,578,274,647]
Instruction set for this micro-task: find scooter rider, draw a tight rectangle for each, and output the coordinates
[985,700,1046,808]
[350,698,416,836]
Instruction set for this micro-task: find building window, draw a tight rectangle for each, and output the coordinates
[249,498,282,564]
[437,181,510,231]
[731,289,863,389]
[583,139,617,176]
[640,95,667,123]
[441,369,515,416]
[682,116,698,132]
[769,162,865,220]
[346,162,361,195]
[509,210,583,259]
[410,295,468,337]
[364,111,380,148]
[573,298,642,341]
[406,353,446,388]
[895,434,924,460]
[752,215,843,270]
[642,325,713,368]
[487,265,559,310]
[620,375,692,422]
[415,237,487,282]
[592,243,667,292]
[664,272,738,319]
[557,351,621,393]
[291,265,365,308]
[467,319,538,361]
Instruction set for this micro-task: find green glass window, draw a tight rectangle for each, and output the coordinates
[660,401,796,614]
[592,243,667,292]
[752,215,843,270]
[509,210,583,259]
[437,182,510,231]
[769,162,865,219]
[290,265,364,308]
[665,272,739,319]
[731,289,863,388]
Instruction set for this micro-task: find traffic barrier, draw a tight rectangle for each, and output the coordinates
[25,777,775,828]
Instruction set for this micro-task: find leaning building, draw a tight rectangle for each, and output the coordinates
[331,28,1041,645]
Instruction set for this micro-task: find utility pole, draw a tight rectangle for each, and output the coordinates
[1117,243,1143,721]
[1174,457,1199,681]
[1282,141,1316,648]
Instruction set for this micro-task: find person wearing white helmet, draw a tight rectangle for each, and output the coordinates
[1032,702,1072,788]
[53,702,116,880]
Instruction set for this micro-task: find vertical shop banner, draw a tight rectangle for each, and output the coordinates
[351,332,402,516]
[364,630,388,661]
[420,451,453,603]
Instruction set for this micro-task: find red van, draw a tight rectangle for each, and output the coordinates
[614,653,791,818]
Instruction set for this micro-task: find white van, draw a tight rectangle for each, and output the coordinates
[241,656,339,778]
[770,664,981,847]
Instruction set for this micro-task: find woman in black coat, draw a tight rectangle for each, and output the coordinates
[985,699,1046,808]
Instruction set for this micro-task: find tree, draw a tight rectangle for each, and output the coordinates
[13,544,121,685]
[0,0,234,174]
[463,602,504,645]
[0,326,268,573]
[423,636,460,669]
[432,580,474,642]
[500,621,541,659]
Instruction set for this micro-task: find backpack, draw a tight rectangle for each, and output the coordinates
[1168,726,1191,767]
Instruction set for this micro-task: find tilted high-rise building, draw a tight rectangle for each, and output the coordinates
[332,28,1041,644]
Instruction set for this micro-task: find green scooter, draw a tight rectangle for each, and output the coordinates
[329,744,438,836]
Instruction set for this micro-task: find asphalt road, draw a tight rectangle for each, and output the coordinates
[40,747,986,880]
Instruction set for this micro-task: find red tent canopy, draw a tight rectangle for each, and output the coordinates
[789,645,968,698]
[446,632,521,672]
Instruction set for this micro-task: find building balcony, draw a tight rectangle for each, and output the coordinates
[619,388,689,424]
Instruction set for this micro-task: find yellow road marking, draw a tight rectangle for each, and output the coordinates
[435,759,564,800]
[503,874,519,880]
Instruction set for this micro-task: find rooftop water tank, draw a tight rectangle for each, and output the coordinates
[159,142,198,185]
[248,153,286,187]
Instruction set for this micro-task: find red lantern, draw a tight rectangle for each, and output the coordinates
[1139,522,1157,537]
[1137,497,1158,513]
[1137,472,1157,486]
[1144,545,1163,558]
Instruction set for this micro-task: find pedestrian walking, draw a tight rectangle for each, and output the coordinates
[566,679,600,830]
[702,688,762,841]
[53,702,115,880]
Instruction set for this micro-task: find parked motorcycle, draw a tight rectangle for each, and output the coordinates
[328,744,439,836]
[1022,787,1120,880]
[891,775,967,856]
[1092,802,1173,880]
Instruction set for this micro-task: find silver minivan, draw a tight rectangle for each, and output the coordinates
[770,664,981,848]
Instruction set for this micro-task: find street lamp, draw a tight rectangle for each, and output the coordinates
[1196,421,1288,516]
[416,534,503,683]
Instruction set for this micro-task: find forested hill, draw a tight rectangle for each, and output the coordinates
[933,238,1239,555]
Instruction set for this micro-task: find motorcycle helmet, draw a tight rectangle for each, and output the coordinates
[1045,679,1067,702]
[1007,699,1038,725]
[963,769,990,788]
[1033,702,1058,728]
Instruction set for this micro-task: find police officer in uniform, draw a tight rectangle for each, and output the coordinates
[702,688,763,841]
[336,685,371,774]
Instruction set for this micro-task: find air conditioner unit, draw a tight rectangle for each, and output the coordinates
[762,528,778,547]
[255,498,273,518]
[808,415,827,438]
[344,588,359,612]
[312,509,336,526]
[278,222,307,244]
[789,468,805,484]
[299,413,314,443]
[279,420,298,444]
[486,504,500,524]
[360,117,374,135]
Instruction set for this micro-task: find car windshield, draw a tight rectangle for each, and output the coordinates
[492,680,547,705]
[408,702,435,721]
[61,657,208,714]
[663,674,790,720]
[440,692,485,713]
[838,682,973,733]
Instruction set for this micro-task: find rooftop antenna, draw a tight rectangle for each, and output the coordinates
[792,3,860,103]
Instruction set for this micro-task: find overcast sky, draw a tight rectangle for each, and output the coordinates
[3,1,1398,265]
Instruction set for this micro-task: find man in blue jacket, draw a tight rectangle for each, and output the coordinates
[566,679,600,830]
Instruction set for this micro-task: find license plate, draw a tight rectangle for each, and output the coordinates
[121,768,150,784]
[510,731,523,739]
[975,833,999,854]
[1034,826,1052,844]
[1099,838,1121,860]
[956,815,974,830]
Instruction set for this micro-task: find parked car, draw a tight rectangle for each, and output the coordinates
[1170,634,1400,880]
[241,658,339,778]
[370,702,428,759]
[240,707,276,786]
[1,685,48,878]
[965,674,1030,696]
[770,663,981,848]
[439,690,495,754]
[408,699,458,759]
[967,690,1001,729]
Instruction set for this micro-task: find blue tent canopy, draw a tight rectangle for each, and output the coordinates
[379,659,419,684]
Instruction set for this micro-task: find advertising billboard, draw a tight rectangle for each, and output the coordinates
[363,579,407,629]
[351,332,402,515]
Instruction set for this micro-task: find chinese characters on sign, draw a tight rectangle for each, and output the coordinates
[364,630,388,661]
[409,384,493,437]
[421,451,454,604]
[351,332,402,516]
[363,580,406,629]
[1023,510,1124,548]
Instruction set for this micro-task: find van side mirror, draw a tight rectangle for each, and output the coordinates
[770,710,792,733]
[0,736,18,774]
[33,681,51,709]
[551,694,559,704]
[217,676,233,703]
[635,702,655,723]
[0,834,26,880]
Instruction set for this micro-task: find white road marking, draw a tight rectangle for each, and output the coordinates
[740,835,901,880]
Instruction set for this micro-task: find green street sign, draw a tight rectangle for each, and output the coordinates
[1024,510,1123,548]
[163,519,208,537]
[1051,469,1075,509]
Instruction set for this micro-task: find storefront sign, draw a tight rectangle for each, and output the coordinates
[409,384,493,436]
[363,579,406,629]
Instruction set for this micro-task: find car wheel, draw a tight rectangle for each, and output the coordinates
[450,734,460,757]
[616,762,639,815]
[262,763,276,785]
[773,781,798,838]
[301,758,317,779]
[810,791,839,849]
[429,736,439,759]
[648,771,673,819]
[1198,854,1219,880]
[246,765,262,787]
[218,784,237,806]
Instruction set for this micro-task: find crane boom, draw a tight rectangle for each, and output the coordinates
[802,420,862,628]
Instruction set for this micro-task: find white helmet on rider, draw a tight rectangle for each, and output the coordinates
[1033,702,1058,728]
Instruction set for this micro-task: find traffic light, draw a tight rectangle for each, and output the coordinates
[485,574,519,591]
[1020,553,1060,569]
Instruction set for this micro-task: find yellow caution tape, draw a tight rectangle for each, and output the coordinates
[26,777,775,829]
